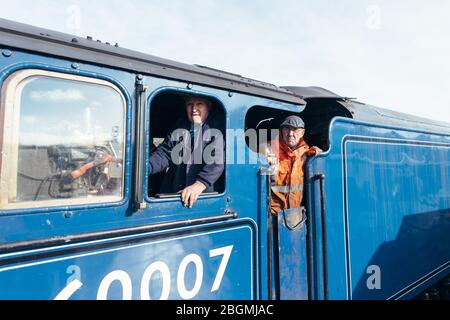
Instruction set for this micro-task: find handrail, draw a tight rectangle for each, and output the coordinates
[134,76,147,210]
[314,173,328,300]
[0,211,238,254]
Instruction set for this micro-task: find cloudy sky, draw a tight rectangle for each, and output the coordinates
[1,0,449,123]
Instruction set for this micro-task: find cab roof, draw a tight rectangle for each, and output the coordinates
[0,18,305,106]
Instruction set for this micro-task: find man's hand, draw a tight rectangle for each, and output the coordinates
[307,146,323,156]
[311,146,323,154]
[180,181,207,208]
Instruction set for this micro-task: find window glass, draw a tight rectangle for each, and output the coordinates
[0,71,125,209]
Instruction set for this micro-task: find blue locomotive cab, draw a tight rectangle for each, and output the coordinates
[288,87,450,300]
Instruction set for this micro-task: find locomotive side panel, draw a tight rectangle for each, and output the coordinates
[308,117,450,299]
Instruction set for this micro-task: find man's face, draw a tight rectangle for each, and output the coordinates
[185,97,211,124]
[281,125,305,149]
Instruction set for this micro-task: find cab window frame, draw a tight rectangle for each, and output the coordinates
[146,88,227,203]
[0,69,127,211]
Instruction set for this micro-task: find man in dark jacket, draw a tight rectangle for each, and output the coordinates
[149,95,224,208]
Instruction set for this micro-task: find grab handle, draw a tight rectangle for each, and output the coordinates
[313,173,328,300]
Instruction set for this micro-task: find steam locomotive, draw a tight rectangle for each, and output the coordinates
[0,18,448,300]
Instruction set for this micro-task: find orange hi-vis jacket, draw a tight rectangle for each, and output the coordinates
[268,137,315,215]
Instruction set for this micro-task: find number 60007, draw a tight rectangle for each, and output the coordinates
[55,245,233,300]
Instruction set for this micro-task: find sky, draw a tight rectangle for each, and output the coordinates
[20,77,124,148]
[1,0,449,123]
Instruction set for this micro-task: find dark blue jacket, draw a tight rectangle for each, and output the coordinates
[149,111,224,193]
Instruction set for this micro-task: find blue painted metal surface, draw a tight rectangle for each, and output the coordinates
[0,47,303,299]
[0,223,254,300]
[307,117,450,299]
[277,209,308,299]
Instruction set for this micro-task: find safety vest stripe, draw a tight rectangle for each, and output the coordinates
[271,184,303,193]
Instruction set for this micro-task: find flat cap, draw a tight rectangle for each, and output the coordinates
[280,115,305,129]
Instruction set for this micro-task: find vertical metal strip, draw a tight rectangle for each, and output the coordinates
[134,76,147,210]
[314,173,328,299]
[318,174,328,299]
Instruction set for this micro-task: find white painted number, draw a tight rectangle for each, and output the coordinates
[54,279,83,300]
[177,254,204,299]
[97,270,132,300]
[54,245,234,300]
[209,245,233,292]
[140,261,171,300]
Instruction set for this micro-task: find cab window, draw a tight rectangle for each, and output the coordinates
[148,91,225,198]
[0,70,126,210]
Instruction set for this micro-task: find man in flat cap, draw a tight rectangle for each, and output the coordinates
[260,115,322,215]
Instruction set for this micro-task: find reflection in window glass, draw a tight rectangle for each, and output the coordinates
[0,73,125,209]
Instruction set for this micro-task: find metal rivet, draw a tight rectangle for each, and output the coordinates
[71,63,79,69]
[64,212,73,219]
[187,83,193,90]
[228,92,234,97]
[2,49,12,57]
